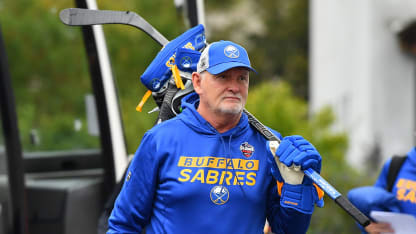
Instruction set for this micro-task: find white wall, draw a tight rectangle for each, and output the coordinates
[310,0,415,169]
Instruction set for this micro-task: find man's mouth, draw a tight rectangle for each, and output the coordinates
[223,96,241,101]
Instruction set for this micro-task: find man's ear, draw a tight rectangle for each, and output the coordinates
[192,72,202,95]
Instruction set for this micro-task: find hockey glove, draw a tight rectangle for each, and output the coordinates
[140,24,205,92]
[267,136,324,214]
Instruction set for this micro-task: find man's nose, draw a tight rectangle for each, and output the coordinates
[227,77,240,92]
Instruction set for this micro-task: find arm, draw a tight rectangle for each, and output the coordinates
[266,180,312,234]
[107,132,159,233]
[347,158,400,233]
[266,135,324,233]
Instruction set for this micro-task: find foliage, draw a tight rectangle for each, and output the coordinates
[206,0,309,100]
[1,0,99,151]
[251,0,309,100]
[0,0,183,153]
[0,0,310,151]
[246,81,372,233]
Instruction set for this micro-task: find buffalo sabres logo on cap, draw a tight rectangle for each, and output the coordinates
[224,45,240,58]
[240,142,254,158]
[210,185,229,205]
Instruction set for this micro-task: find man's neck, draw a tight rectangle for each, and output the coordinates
[197,107,242,133]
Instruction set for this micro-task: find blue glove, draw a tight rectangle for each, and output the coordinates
[280,183,324,214]
[276,135,322,175]
[267,136,324,214]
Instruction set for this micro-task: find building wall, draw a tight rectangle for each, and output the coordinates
[310,0,415,169]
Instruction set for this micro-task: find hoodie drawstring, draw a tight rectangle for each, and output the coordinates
[216,131,246,197]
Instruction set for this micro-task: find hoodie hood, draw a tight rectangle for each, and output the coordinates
[178,92,249,137]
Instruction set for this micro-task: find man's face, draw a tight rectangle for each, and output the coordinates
[193,67,249,115]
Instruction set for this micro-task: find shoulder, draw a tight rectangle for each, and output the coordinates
[374,157,394,188]
[130,118,184,167]
[146,117,184,138]
[378,158,392,178]
[247,124,282,144]
[132,117,185,155]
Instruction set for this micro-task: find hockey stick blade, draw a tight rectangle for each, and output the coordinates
[59,8,169,46]
[243,109,370,227]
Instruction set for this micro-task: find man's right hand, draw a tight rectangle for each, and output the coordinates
[267,135,322,185]
[266,136,324,214]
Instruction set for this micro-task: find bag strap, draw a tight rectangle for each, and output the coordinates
[386,155,407,192]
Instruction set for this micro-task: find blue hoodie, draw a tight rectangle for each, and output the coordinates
[108,93,312,234]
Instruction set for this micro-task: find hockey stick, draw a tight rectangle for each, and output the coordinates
[59,7,370,227]
[59,8,169,46]
[243,109,370,227]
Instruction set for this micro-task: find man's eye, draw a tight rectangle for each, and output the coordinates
[240,76,248,81]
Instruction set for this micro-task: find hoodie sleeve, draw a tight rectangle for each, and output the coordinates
[108,132,159,233]
[265,128,312,233]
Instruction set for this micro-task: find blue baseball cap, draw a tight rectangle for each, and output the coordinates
[197,40,256,75]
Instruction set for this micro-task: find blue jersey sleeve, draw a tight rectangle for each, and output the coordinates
[108,132,159,233]
[265,128,313,233]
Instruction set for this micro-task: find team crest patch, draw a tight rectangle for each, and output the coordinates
[150,78,161,90]
[180,56,192,68]
[240,142,254,158]
[210,185,229,205]
[224,45,240,58]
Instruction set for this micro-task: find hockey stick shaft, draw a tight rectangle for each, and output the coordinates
[59,8,169,46]
[243,109,370,227]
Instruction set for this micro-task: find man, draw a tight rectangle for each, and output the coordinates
[348,146,416,234]
[108,40,324,233]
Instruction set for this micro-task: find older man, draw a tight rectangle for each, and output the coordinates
[108,40,323,234]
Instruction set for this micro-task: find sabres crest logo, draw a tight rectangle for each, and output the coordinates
[180,56,192,68]
[210,185,229,205]
[224,45,240,58]
[150,78,161,90]
[240,142,254,158]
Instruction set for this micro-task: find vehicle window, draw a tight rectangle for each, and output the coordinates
[0,2,101,173]
[1,3,100,154]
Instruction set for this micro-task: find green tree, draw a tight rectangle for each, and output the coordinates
[205,0,309,100]
[0,0,185,152]
[1,0,98,151]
